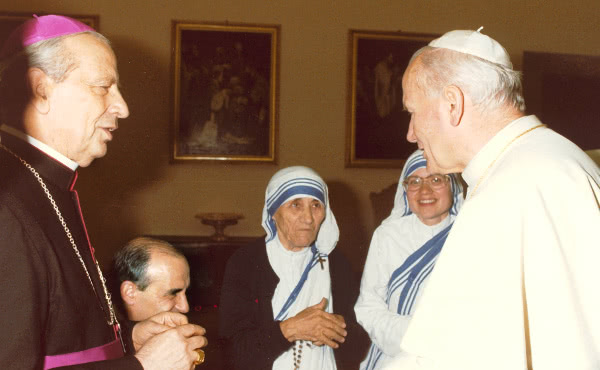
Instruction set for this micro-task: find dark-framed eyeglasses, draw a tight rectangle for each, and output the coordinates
[402,174,450,191]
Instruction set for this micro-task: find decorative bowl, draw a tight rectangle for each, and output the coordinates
[195,212,244,241]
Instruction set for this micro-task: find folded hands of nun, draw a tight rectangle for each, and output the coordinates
[280,298,347,348]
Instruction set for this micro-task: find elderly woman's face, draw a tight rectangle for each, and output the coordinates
[406,167,453,226]
[273,197,325,252]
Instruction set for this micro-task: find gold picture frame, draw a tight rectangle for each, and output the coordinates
[345,30,438,168]
[1,12,99,45]
[171,21,279,163]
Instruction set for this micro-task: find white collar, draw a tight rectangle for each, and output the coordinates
[0,124,78,171]
[462,115,541,193]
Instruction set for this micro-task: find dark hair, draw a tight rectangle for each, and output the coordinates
[113,237,184,291]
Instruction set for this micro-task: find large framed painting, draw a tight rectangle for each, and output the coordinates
[346,30,438,168]
[171,21,279,162]
[523,51,600,151]
[1,12,99,45]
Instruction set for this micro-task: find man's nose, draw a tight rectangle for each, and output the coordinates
[175,294,190,314]
[407,121,417,143]
[109,87,130,119]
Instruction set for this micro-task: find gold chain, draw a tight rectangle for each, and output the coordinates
[470,124,545,197]
[0,142,117,327]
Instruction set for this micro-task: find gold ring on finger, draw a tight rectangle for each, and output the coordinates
[193,348,205,365]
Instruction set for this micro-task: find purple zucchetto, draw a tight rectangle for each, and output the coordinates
[0,14,95,59]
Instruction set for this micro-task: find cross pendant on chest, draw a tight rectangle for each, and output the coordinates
[317,255,326,270]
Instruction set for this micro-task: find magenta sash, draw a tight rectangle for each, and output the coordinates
[43,339,124,369]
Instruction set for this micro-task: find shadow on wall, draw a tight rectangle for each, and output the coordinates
[369,181,397,227]
[77,35,169,265]
[327,180,371,276]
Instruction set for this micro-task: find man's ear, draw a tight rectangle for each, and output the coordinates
[26,67,51,115]
[443,85,464,127]
[120,281,138,306]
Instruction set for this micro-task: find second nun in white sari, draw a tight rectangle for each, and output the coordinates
[354,150,464,370]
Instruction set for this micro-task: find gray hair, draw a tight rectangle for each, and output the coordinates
[409,46,525,113]
[113,237,186,291]
[0,31,111,125]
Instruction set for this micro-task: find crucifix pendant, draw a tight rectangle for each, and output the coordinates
[318,255,326,270]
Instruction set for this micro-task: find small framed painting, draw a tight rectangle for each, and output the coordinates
[346,30,438,168]
[171,21,279,162]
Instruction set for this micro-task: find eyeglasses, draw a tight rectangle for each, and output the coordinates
[402,174,450,191]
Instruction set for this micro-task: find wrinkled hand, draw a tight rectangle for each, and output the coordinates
[134,323,207,370]
[132,312,189,351]
[279,298,347,348]
[312,313,345,347]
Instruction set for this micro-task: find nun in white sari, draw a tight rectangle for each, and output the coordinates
[354,150,464,370]
[220,166,367,370]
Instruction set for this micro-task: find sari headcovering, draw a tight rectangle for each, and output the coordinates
[391,149,464,219]
[262,166,339,255]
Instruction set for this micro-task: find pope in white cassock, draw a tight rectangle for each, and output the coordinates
[383,29,600,370]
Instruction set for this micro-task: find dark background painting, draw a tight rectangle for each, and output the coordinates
[349,32,437,167]
[523,51,600,151]
[0,14,26,44]
[176,25,274,159]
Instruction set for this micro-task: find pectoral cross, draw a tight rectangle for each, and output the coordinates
[318,255,326,270]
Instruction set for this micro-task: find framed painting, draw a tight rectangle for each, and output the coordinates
[1,12,99,45]
[523,51,600,151]
[346,30,438,168]
[171,21,279,162]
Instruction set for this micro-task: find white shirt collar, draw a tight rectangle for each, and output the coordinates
[0,124,79,171]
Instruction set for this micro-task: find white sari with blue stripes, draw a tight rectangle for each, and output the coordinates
[262,166,339,370]
[355,150,463,370]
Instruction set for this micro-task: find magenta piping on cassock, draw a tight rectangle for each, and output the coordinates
[43,338,124,369]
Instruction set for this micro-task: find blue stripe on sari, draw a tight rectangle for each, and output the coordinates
[274,244,327,321]
[268,185,325,216]
[364,223,453,370]
[395,225,450,314]
[267,178,325,210]
[265,177,326,243]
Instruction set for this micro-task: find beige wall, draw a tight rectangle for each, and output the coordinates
[4,0,600,270]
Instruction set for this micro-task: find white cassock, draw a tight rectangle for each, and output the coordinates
[384,115,600,370]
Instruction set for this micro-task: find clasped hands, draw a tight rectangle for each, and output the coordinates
[133,311,208,370]
[280,297,347,349]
